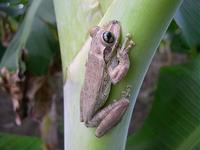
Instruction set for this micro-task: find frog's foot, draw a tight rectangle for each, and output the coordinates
[121,85,132,98]
[119,33,135,55]
[85,99,129,137]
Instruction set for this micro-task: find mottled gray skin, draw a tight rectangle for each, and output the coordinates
[80,20,134,137]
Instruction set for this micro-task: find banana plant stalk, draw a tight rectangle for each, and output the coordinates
[54,0,183,149]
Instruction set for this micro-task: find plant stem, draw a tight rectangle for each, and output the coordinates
[54,0,183,149]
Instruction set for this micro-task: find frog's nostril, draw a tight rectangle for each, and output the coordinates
[112,20,119,24]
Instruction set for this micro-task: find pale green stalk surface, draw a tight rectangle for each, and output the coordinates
[54,0,182,149]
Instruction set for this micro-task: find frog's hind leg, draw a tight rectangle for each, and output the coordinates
[85,99,129,127]
[95,99,129,137]
[95,85,131,137]
[86,86,131,137]
[85,98,129,137]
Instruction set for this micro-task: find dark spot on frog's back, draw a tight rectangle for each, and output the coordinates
[103,47,112,62]
[104,46,112,54]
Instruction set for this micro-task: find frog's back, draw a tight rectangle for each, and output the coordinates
[81,53,105,121]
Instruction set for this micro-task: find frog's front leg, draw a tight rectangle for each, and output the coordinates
[108,34,135,84]
[86,98,129,137]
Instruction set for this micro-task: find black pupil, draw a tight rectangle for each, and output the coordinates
[103,31,114,43]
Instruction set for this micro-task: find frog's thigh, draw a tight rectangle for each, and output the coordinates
[95,99,129,137]
[86,99,125,127]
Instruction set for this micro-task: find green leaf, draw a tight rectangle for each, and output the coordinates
[166,20,189,53]
[25,0,58,75]
[0,132,42,150]
[0,0,58,75]
[175,0,200,48]
[126,55,200,150]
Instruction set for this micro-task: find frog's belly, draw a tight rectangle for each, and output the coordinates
[81,54,110,122]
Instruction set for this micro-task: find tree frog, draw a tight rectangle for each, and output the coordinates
[80,20,134,137]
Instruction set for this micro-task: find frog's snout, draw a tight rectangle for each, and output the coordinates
[112,20,119,24]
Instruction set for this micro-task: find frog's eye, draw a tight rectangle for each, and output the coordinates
[103,31,115,44]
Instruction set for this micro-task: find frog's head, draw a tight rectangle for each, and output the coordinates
[90,20,121,45]
[89,20,121,61]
